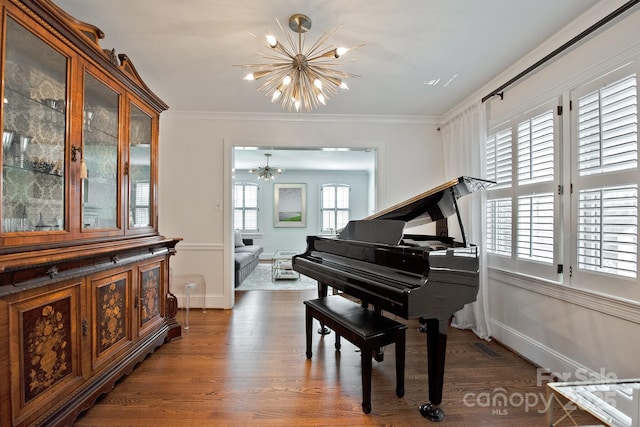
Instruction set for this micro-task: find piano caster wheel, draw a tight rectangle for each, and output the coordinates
[374,350,384,362]
[317,326,331,335]
[362,402,371,414]
[306,351,312,359]
[419,403,445,422]
[396,388,404,398]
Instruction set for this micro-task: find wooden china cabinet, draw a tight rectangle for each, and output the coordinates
[0,0,181,425]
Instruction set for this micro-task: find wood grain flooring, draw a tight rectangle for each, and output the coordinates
[73,290,599,426]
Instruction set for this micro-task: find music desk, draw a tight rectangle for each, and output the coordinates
[547,379,640,426]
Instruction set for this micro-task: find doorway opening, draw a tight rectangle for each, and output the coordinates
[232,146,377,290]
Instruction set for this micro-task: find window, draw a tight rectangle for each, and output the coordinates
[321,184,350,232]
[486,101,559,279]
[234,182,259,231]
[486,61,640,299]
[515,109,556,267]
[571,66,638,290]
[486,127,514,259]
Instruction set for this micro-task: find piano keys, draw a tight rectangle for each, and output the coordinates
[293,176,494,421]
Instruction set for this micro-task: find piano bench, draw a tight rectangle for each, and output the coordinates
[304,295,407,414]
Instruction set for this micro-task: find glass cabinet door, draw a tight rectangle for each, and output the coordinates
[82,72,119,229]
[128,104,152,228]
[2,17,67,233]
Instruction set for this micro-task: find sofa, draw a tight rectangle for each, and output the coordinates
[234,231,264,287]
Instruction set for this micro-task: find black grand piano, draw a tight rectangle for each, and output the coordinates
[293,176,493,421]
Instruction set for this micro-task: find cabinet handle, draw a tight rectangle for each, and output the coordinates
[47,266,59,278]
[111,255,120,264]
[124,161,129,175]
[71,145,82,162]
[82,319,88,336]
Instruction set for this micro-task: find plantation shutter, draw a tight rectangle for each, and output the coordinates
[517,111,554,185]
[486,198,512,256]
[486,123,514,266]
[572,68,639,292]
[517,193,554,264]
[234,183,259,231]
[515,110,556,266]
[487,128,512,188]
[578,74,638,176]
[486,101,559,278]
[577,185,638,278]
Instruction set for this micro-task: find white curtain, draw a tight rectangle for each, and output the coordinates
[440,102,491,340]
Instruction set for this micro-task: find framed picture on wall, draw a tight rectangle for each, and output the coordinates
[274,183,306,227]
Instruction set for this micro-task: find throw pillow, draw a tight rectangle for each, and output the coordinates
[234,230,245,247]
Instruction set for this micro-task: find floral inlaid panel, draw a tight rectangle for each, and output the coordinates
[140,267,160,326]
[21,297,72,403]
[98,278,126,354]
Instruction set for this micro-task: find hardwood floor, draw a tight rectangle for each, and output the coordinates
[74,290,598,426]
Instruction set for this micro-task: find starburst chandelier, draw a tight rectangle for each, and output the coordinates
[238,13,361,112]
[249,153,282,180]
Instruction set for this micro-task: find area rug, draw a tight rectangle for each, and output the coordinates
[235,263,318,290]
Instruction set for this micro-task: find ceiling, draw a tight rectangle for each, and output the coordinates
[52,0,601,118]
[51,0,602,173]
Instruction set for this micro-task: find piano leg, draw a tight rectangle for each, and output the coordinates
[418,318,447,422]
[316,282,331,335]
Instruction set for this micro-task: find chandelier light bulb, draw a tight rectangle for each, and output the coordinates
[282,75,292,85]
[266,34,277,48]
[244,70,271,81]
[317,93,326,105]
[340,81,349,90]
[336,47,349,57]
[272,90,282,102]
[313,78,322,90]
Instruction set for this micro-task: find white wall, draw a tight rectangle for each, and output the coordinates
[234,169,371,258]
[158,113,442,309]
[446,1,640,381]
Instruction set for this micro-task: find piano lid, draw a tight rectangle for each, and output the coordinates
[337,176,494,246]
[365,176,494,226]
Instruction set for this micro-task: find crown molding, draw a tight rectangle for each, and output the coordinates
[161,110,440,125]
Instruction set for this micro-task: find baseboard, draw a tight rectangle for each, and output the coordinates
[489,318,603,383]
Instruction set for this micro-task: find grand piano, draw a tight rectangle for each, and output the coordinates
[293,176,494,421]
